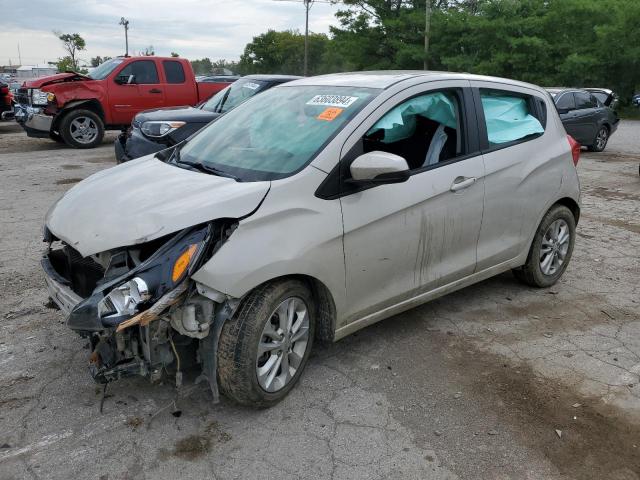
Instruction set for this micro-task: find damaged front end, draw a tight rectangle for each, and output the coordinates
[42,220,238,399]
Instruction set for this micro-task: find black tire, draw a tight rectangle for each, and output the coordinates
[587,125,609,152]
[512,205,576,288]
[59,109,104,149]
[49,131,65,143]
[217,279,315,408]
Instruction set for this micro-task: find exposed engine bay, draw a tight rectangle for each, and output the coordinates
[41,219,239,400]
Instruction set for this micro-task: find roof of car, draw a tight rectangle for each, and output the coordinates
[244,74,302,82]
[285,71,547,92]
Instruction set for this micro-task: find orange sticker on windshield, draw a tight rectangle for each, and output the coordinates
[317,107,343,121]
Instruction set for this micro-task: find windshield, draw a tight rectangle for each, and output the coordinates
[88,58,124,80]
[179,85,379,181]
[202,78,269,114]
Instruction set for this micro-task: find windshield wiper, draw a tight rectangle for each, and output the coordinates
[171,150,239,181]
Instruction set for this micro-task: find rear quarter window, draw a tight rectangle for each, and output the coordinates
[163,61,185,84]
[479,89,545,148]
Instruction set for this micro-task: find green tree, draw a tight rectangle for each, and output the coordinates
[190,58,214,75]
[54,32,86,71]
[238,30,330,75]
[90,56,112,67]
[170,52,180,57]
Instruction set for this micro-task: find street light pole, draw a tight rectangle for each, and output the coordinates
[119,17,130,56]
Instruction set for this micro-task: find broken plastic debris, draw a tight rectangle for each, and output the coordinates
[555,429,562,438]
[572,403,582,408]
[487,430,499,435]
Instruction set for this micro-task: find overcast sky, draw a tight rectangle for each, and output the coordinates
[0,0,342,66]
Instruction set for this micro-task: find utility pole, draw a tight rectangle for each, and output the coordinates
[272,0,334,76]
[424,0,431,70]
[304,0,310,76]
[17,43,22,65]
[119,17,130,56]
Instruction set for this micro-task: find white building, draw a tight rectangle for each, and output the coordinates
[16,64,57,79]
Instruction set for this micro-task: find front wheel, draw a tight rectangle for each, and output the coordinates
[513,205,576,288]
[217,279,315,407]
[59,109,105,149]
[588,126,609,152]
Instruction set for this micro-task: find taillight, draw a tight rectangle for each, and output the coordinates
[567,135,580,166]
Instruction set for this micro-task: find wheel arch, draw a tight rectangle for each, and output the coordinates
[238,274,337,344]
[555,196,580,224]
[53,99,105,131]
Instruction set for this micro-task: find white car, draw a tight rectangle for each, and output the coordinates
[42,71,581,406]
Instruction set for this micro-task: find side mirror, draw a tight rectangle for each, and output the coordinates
[349,151,410,184]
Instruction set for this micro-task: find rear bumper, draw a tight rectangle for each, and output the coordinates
[41,255,83,315]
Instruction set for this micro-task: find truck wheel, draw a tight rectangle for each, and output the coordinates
[512,205,575,288]
[217,279,315,408]
[49,131,65,143]
[59,109,104,149]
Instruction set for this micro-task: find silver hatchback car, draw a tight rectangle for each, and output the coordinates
[42,71,580,407]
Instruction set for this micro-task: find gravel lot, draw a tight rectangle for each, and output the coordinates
[0,121,638,480]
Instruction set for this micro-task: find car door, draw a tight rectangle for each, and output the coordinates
[572,91,599,143]
[338,81,485,322]
[555,92,583,140]
[471,82,562,270]
[108,59,165,124]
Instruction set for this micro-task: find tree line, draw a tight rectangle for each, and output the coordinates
[236,0,639,102]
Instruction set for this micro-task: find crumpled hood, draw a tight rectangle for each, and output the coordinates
[46,156,270,257]
[25,72,91,89]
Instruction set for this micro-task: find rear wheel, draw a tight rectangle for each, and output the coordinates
[588,126,609,152]
[59,109,104,149]
[513,205,575,288]
[217,279,315,407]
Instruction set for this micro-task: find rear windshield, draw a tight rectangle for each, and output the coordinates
[201,78,270,114]
[180,85,379,181]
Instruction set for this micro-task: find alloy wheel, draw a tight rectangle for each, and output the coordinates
[539,219,570,276]
[595,127,608,150]
[70,116,99,144]
[256,296,310,393]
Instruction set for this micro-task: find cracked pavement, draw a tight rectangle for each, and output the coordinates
[0,121,638,479]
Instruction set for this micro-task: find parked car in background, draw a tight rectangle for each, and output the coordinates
[0,81,14,120]
[546,88,619,152]
[199,75,241,83]
[42,71,580,407]
[115,74,300,162]
[13,57,232,148]
[632,94,640,108]
[584,88,619,110]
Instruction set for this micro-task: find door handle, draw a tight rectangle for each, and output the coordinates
[450,176,476,192]
[149,88,162,94]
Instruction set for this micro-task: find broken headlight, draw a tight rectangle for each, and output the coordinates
[97,225,211,327]
[31,88,49,106]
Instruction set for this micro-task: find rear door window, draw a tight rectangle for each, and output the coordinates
[555,92,576,111]
[479,89,544,146]
[575,92,597,110]
[163,61,185,84]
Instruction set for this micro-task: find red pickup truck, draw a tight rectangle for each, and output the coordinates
[14,56,232,148]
